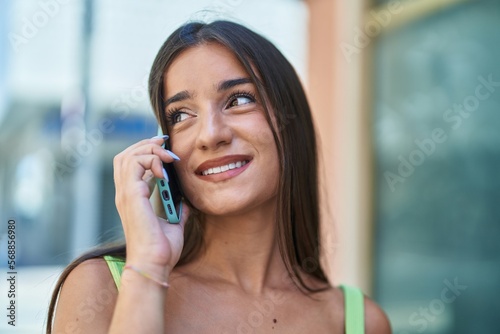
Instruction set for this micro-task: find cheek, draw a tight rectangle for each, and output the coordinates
[256,127,276,148]
[247,122,280,191]
[238,111,276,144]
[252,120,279,160]
[168,135,196,192]
[175,162,202,208]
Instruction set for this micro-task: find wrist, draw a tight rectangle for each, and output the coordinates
[124,260,171,280]
[124,264,170,288]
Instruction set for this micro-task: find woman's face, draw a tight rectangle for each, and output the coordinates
[163,43,279,216]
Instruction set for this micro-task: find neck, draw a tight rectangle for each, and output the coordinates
[192,198,291,294]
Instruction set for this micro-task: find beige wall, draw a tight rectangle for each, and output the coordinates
[306,0,471,294]
[306,0,374,293]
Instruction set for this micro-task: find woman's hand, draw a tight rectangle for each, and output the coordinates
[113,136,189,277]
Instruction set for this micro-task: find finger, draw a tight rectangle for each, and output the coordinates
[150,183,166,217]
[160,201,191,250]
[114,139,180,186]
[125,143,178,165]
[158,201,190,231]
[118,154,166,182]
[143,170,157,194]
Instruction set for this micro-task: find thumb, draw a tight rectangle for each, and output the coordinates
[150,183,167,219]
[143,170,158,196]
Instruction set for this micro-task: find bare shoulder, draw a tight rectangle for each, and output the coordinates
[313,285,392,333]
[364,296,392,334]
[52,258,118,333]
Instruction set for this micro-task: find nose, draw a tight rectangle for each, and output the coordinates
[195,106,233,151]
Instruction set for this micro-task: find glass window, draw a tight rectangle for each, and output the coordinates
[373,1,500,333]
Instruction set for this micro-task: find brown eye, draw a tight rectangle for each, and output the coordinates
[173,112,189,123]
[166,110,192,125]
[228,94,254,108]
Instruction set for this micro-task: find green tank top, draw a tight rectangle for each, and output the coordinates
[103,255,365,333]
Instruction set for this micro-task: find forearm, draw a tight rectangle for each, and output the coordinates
[108,136,187,333]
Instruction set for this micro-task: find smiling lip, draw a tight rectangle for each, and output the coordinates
[195,155,252,180]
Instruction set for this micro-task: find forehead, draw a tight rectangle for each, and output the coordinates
[164,43,250,93]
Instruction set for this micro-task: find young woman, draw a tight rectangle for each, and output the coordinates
[47,20,391,333]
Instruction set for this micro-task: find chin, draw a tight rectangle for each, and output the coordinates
[190,197,249,217]
[187,189,278,218]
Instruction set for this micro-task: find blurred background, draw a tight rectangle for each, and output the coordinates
[0,0,499,333]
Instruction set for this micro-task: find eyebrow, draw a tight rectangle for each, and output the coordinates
[164,90,191,108]
[164,77,253,108]
[217,77,253,92]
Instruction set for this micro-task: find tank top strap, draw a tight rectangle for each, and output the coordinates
[339,284,365,334]
[103,255,125,291]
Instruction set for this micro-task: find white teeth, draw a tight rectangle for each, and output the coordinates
[201,160,248,176]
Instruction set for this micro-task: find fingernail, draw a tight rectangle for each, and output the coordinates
[151,134,169,140]
[166,150,180,161]
[162,168,169,182]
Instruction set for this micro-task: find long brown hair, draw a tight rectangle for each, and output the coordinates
[47,20,329,333]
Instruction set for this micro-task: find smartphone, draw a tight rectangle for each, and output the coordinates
[156,140,183,224]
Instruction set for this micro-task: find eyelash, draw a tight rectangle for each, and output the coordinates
[164,90,257,125]
[164,107,186,126]
[227,90,256,107]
